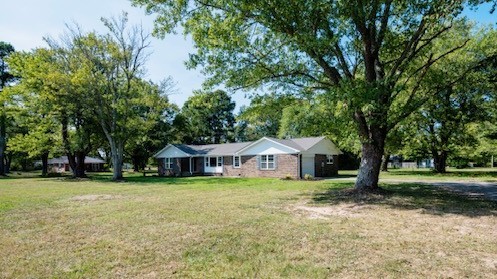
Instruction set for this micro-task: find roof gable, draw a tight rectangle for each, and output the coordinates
[154,144,191,158]
[183,142,252,156]
[303,137,342,155]
[154,137,342,158]
[236,137,300,155]
[46,156,105,164]
[289,136,326,150]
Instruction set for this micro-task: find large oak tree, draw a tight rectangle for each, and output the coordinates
[133,0,496,190]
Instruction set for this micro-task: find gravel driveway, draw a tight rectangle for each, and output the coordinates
[328,177,497,201]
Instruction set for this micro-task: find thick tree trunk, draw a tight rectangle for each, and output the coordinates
[66,153,77,177]
[355,142,384,191]
[75,152,87,178]
[132,154,140,172]
[41,152,49,176]
[381,152,390,172]
[110,140,124,181]
[21,159,29,171]
[5,153,11,173]
[433,151,447,173]
[61,114,78,177]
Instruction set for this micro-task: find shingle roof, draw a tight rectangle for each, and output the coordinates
[288,136,326,150]
[264,136,325,151]
[47,156,105,164]
[175,142,253,156]
[155,136,338,158]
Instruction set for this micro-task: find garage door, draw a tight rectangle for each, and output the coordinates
[302,156,315,177]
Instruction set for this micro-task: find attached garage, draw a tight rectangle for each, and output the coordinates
[301,155,315,177]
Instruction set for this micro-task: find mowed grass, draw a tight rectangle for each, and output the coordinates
[1,174,497,278]
[339,167,497,182]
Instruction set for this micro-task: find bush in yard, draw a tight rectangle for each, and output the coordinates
[304,173,313,180]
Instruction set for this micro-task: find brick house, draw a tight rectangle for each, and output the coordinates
[154,136,342,179]
[39,156,106,173]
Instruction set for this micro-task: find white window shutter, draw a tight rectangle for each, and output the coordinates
[274,155,278,169]
[256,155,260,170]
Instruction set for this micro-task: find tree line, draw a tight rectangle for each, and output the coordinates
[2,1,497,189]
[0,13,238,180]
[132,0,497,191]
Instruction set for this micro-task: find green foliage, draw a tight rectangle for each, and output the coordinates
[0,41,16,174]
[7,47,97,176]
[180,89,235,144]
[125,79,178,170]
[6,13,176,179]
[278,95,361,154]
[399,27,497,171]
[0,41,15,89]
[237,93,296,140]
[132,0,496,188]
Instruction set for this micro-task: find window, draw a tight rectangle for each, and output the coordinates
[165,158,173,169]
[205,156,223,167]
[233,156,241,168]
[260,155,275,170]
[326,155,334,165]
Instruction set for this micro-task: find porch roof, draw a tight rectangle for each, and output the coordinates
[175,142,253,156]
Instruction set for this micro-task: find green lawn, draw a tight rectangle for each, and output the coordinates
[1,173,497,278]
[339,167,497,182]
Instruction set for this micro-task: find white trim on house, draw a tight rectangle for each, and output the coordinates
[237,137,300,156]
[236,137,300,155]
[154,136,342,178]
[164,157,173,169]
[259,154,276,170]
[204,156,223,173]
[301,155,315,177]
[154,144,191,158]
[301,138,342,156]
[326,155,334,164]
[233,155,241,168]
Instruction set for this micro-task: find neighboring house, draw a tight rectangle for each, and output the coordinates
[388,155,434,169]
[41,156,106,173]
[154,136,342,179]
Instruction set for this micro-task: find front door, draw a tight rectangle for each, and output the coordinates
[204,156,223,173]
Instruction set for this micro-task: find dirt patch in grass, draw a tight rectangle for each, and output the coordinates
[69,194,117,201]
[483,258,497,269]
[291,201,371,219]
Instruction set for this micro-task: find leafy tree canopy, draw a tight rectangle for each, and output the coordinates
[133,0,497,190]
[181,89,236,144]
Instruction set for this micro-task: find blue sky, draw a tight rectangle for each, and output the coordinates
[1,0,495,112]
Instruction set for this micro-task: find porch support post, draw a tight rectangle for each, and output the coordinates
[189,157,193,175]
[297,153,301,179]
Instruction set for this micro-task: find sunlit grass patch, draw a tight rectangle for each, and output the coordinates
[1,176,496,278]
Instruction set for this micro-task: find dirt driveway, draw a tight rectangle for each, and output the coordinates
[414,181,497,201]
[329,177,497,201]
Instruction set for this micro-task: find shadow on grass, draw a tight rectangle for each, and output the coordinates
[386,169,497,179]
[312,182,497,217]
[334,174,357,178]
[0,171,261,186]
[0,172,70,180]
[87,174,256,185]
